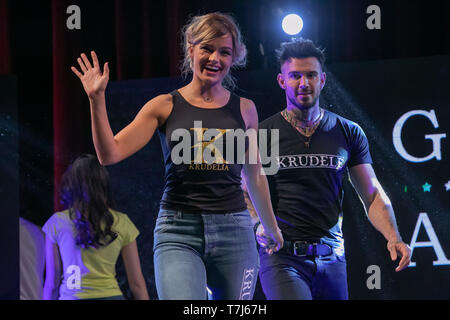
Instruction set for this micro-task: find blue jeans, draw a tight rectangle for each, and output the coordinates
[259,247,348,300]
[153,209,259,300]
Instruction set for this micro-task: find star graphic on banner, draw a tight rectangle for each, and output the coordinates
[445,181,450,191]
[422,182,432,192]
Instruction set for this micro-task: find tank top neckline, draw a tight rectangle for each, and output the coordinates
[175,89,233,110]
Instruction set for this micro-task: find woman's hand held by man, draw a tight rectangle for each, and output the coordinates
[256,223,284,255]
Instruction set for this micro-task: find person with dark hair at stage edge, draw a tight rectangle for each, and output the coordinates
[42,154,149,300]
[243,38,411,300]
[71,12,283,300]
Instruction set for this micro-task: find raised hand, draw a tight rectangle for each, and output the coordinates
[71,51,109,99]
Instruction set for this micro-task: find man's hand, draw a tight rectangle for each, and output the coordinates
[387,239,411,272]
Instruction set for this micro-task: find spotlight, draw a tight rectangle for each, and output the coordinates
[282,14,303,35]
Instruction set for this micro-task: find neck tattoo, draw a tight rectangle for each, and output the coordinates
[281,108,324,148]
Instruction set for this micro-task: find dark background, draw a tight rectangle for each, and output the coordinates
[1,0,449,299]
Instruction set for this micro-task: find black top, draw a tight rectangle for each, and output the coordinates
[259,110,372,250]
[158,90,247,213]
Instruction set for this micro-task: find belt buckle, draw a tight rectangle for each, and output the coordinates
[293,241,308,256]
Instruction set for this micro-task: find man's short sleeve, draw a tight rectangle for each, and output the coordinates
[348,123,373,167]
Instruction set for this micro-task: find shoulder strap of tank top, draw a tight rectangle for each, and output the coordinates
[168,89,179,99]
[225,92,240,111]
[229,91,239,105]
[158,90,177,133]
[226,92,246,129]
[167,89,181,110]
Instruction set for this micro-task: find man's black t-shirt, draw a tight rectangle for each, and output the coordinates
[259,110,372,251]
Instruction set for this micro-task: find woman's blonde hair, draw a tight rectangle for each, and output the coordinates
[181,12,247,90]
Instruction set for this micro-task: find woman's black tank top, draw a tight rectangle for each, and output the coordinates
[157,90,247,213]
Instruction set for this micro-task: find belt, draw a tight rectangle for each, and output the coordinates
[280,240,333,257]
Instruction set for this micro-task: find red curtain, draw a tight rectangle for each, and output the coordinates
[52,0,87,211]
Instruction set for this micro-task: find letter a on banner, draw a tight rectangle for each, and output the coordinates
[409,213,450,267]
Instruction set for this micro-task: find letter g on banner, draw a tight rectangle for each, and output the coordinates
[392,109,446,162]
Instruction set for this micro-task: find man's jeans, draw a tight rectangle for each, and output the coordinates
[153,209,259,300]
[259,247,348,300]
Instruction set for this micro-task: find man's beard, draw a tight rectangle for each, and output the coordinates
[288,93,319,110]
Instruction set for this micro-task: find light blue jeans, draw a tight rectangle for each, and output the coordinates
[153,209,259,300]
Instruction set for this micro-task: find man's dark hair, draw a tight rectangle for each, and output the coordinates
[275,38,326,70]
